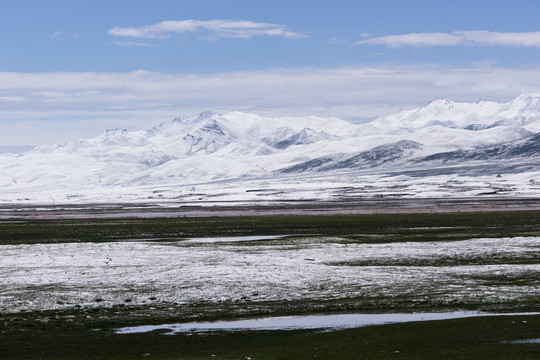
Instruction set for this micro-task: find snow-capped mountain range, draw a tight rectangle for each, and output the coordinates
[2,93,540,205]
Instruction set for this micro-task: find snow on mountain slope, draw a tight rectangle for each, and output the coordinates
[370,93,540,133]
[498,93,540,119]
[421,132,540,164]
[281,140,423,173]
[2,93,540,204]
[370,99,501,133]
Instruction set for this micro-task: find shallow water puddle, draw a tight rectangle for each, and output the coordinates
[115,311,540,334]
[504,338,540,344]
[183,235,289,243]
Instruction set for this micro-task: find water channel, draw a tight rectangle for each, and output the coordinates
[115,311,540,335]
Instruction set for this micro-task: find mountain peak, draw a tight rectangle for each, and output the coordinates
[513,93,540,106]
[196,111,220,121]
[515,92,540,100]
[105,128,128,134]
[500,93,540,115]
[424,98,453,107]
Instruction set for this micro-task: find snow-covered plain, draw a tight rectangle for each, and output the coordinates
[1,235,538,314]
[2,94,540,205]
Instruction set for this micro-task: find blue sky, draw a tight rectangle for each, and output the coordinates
[1,0,540,145]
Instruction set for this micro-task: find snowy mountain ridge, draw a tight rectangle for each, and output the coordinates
[2,93,540,204]
[370,93,540,133]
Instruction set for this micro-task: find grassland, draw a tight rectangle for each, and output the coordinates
[1,209,540,244]
[1,208,540,359]
[2,314,540,359]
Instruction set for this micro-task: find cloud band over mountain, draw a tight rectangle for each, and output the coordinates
[2,65,540,145]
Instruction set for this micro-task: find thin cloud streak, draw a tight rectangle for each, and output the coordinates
[358,30,540,47]
[50,31,81,40]
[1,66,540,145]
[111,40,152,47]
[109,19,308,40]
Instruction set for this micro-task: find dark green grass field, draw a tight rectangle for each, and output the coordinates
[1,209,540,359]
[2,210,540,244]
[2,314,540,359]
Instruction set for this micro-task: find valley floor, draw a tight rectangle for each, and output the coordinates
[1,203,539,359]
[3,196,540,220]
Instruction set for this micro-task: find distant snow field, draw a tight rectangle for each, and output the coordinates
[1,236,538,313]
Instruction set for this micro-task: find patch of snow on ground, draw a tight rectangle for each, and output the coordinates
[1,236,539,313]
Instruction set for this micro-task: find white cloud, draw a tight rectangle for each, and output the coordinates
[110,40,152,47]
[357,30,540,47]
[51,31,80,40]
[108,19,308,40]
[329,37,349,45]
[1,66,540,145]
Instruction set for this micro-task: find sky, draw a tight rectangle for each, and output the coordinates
[1,0,540,146]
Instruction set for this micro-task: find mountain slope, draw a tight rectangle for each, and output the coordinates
[2,93,540,203]
[281,140,422,173]
[420,132,540,163]
[370,93,540,134]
